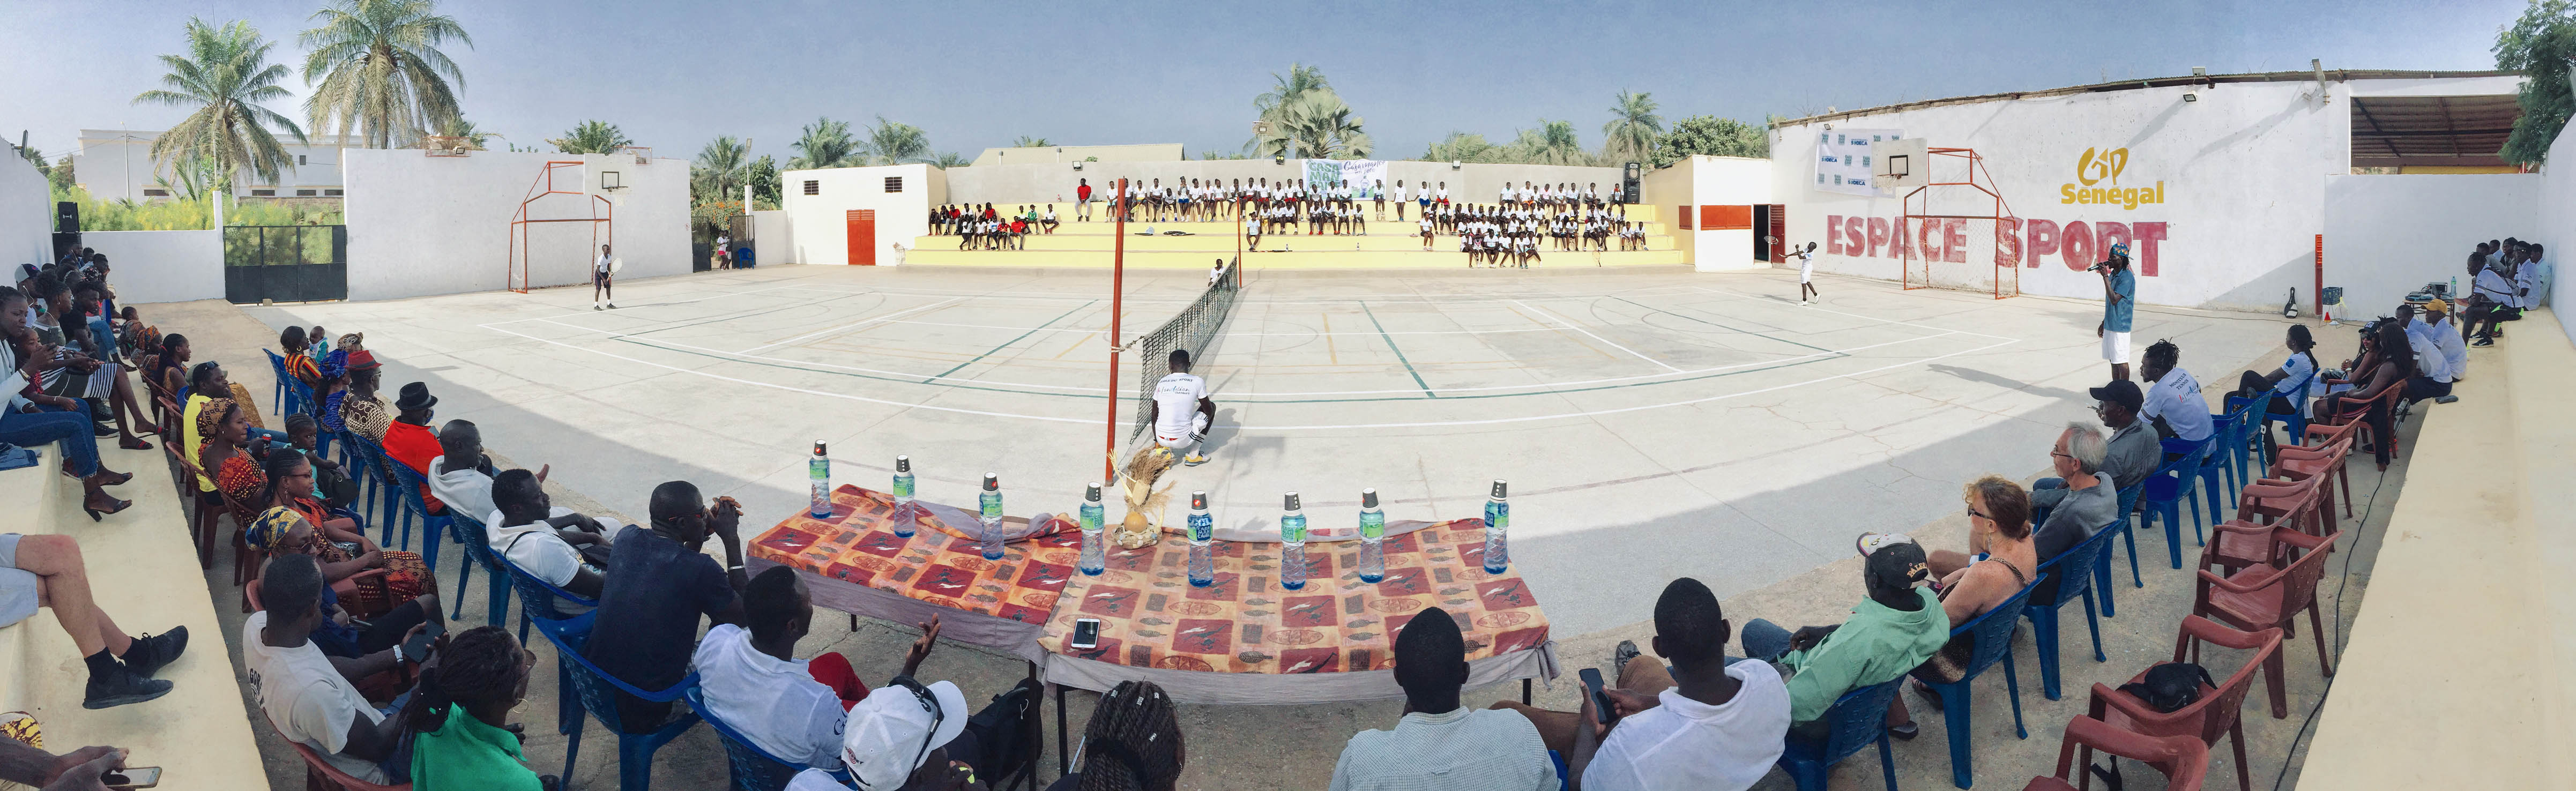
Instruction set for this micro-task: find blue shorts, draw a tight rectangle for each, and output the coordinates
[0,535,38,629]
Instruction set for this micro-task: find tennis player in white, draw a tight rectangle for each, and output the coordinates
[1148,348,1216,466]
[1790,240,1818,305]
[592,243,615,310]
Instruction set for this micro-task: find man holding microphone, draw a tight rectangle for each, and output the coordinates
[2094,242,2136,381]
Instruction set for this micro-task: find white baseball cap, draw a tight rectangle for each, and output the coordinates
[842,679,970,790]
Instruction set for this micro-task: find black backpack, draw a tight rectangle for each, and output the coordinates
[2090,663,2214,789]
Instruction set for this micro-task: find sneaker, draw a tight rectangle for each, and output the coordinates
[2435,394,2459,404]
[1611,639,1642,673]
[121,627,189,678]
[1183,453,1209,466]
[606,302,616,309]
[82,663,173,710]
[2472,337,2495,347]
[1855,532,1913,557]
[593,304,602,311]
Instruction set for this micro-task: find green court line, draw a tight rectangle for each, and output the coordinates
[922,300,1098,383]
[1611,296,1838,353]
[1361,302,1437,398]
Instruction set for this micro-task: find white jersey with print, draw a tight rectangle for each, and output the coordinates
[1152,372,1210,441]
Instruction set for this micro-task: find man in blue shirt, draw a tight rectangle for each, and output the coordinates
[2096,243,2137,381]
[586,481,748,733]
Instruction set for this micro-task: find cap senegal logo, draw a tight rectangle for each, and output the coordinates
[2062,146,2164,210]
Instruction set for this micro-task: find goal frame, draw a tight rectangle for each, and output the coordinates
[1897,147,2019,300]
[507,160,614,294]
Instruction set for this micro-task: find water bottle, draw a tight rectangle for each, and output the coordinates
[1357,488,1386,583]
[1278,492,1308,591]
[2450,276,2459,299]
[1481,480,1510,573]
[890,456,917,538]
[1186,491,1215,587]
[808,442,832,518]
[1077,482,1106,575]
[978,473,1006,561]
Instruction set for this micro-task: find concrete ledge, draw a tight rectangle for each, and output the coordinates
[2299,308,2574,790]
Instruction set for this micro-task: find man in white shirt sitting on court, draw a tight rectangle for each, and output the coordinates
[1146,348,1216,466]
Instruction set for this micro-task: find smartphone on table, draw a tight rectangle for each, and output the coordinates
[1577,667,1619,727]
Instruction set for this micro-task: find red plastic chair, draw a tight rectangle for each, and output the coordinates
[263,711,411,791]
[2193,528,2340,683]
[165,443,218,571]
[2021,715,2211,791]
[2089,617,2282,791]
[2291,422,2364,520]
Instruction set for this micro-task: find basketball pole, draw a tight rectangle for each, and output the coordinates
[1104,178,1128,483]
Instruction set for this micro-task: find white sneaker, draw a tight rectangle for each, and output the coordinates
[593,304,602,311]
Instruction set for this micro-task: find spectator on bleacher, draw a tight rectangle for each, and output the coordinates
[2317,319,2415,470]
[1734,542,1947,731]
[381,382,447,514]
[182,362,286,481]
[1076,179,1093,221]
[485,468,615,599]
[427,419,498,520]
[2463,253,2519,346]
[62,281,156,447]
[1042,204,1059,234]
[2136,340,2212,453]
[1493,578,1788,791]
[1040,679,1185,791]
[0,738,132,790]
[1912,477,2035,690]
[2232,326,2324,459]
[2523,242,2551,308]
[199,398,273,522]
[250,453,438,620]
[1,287,132,518]
[0,532,187,709]
[285,414,357,509]
[244,554,425,785]
[338,351,392,443]
[1330,606,1558,791]
[693,566,884,771]
[150,333,189,398]
[2400,302,2462,405]
[403,625,547,791]
[25,277,140,451]
[588,481,749,733]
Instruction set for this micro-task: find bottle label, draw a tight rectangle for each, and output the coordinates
[1188,513,1213,541]
[1485,501,1508,530]
[893,476,914,498]
[1359,511,1385,539]
[1079,504,1104,532]
[810,458,827,478]
[980,492,1002,519]
[1280,514,1307,543]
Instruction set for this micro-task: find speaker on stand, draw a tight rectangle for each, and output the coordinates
[1621,162,1642,204]
[51,202,80,262]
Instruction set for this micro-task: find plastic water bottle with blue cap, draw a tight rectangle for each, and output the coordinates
[1078,482,1106,575]
[1278,492,1308,591]
[1482,480,1510,573]
[807,442,831,518]
[891,456,916,538]
[1357,488,1386,583]
[978,473,1006,560]
[1186,491,1215,587]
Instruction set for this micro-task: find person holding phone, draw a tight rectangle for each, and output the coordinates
[247,554,433,785]
[405,625,548,791]
[0,741,135,791]
[1488,578,1789,791]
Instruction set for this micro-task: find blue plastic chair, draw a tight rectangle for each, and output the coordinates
[262,350,291,415]
[2142,439,2208,569]
[352,441,407,550]
[446,512,512,628]
[1917,572,2041,789]
[502,544,600,646]
[683,686,857,791]
[529,606,701,791]
[2192,416,2235,526]
[1774,677,1904,791]
[384,461,453,577]
[2092,483,2146,620]
[2024,526,2114,700]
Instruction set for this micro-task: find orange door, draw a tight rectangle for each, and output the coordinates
[846,210,876,265]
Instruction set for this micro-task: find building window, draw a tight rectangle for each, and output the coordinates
[295,189,317,196]
[324,189,343,196]
[142,189,169,197]
[251,189,276,197]
[883,176,903,192]
[802,180,820,196]
[297,154,308,166]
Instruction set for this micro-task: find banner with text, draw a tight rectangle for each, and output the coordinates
[1814,129,1902,197]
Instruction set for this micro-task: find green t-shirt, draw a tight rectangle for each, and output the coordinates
[410,705,543,791]
[1777,587,1950,723]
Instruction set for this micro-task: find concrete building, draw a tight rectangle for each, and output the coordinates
[72,128,365,202]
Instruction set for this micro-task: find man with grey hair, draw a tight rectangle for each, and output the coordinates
[1932,423,2115,601]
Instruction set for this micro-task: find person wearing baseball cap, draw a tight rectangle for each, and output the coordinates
[2081,379,2161,492]
[2094,241,2137,381]
[824,669,1038,790]
[2400,301,2463,405]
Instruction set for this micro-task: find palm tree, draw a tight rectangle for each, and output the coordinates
[1420,132,1497,163]
[932,152,971,168]
[436,116,498,149]
[693,136,750,203]
[1011,136,1052,148]
[133,18,307,190]
[1601,90,1663,163]
[299,0,472,149]
[864,117,932,165]
[1248,63,1332,153]
[1257,91,1372,160]
[547,120,629,154]
[788,117,858,170]
[155,154,224,202]
[1506,120,1589,166]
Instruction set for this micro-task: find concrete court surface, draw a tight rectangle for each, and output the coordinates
[243,263,2297,638]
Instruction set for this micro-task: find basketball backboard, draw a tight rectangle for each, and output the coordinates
[1875,137,1929,195]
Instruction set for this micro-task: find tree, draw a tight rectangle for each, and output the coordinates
[1654,115,1768,166]
[299,0,471,149]
[863,117,931,165]
[932,152,970,168]
[437,116,499,149]
[2497,0,2576,165]
[134,18,307,190]
[48,154,76,194]
[747,154,780,205]
[692,135,750,204]
[1256,91,1372,159]
[1011,136,1052,148]
[548,120,629,154]
[788,116,858,170]
[1420,131,1500,163]
[1508,120,1590,166]
[1601,90,1664,164]
[1248,63,1332,153]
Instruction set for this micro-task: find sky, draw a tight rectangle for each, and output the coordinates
[0,0,2532,167]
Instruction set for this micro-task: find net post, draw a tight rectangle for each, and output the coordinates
[1105,178,1127,483]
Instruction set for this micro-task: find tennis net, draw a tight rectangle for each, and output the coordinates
[1129,257,1241,442]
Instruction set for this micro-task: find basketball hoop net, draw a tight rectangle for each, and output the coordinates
[1897,147,2019,300]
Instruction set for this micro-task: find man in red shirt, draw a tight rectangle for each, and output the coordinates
[1009,218,1029,250]
[1076,178,1093,221]
[380,382,447,514]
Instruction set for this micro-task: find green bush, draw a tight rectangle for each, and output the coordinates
[51,184,342,230]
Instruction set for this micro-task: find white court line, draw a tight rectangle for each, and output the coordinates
[867,317,1577,338]
[1512,300,1684,372]
[479,284,810,326]
[771,283,1716,306]
[1693,286,2016,340]
[738,297,969,353]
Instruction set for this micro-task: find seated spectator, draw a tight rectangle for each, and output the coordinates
[310,326,332,355]
[2399,302,2463,404]
[1493,578,1788,791]
[1330,606,1557,790]
[404,625,547,791]
[379,382,446,513]
[428,419,500,520]
[0,533,187,708]
[0,738,130,790]
[199,398,273,522]
[587,481,750,733]
[1909,477,2036,690]
[486,469,617,599]
[285,414,357,509]
[183,362,286,490]
[250,509,441,671]
[1961,423,2113,606]
[693,567,890,771]
[2316,319,2415,469]
[280,326,321,394]
[152,333,190,398]
[338,350,391,443]
[1736,542,1947,733]
[2465,255,2518,346]
[2229,325,2323,459]
[1,287,131,517]
[249,452,436,620]
[245,554,426,785]
[794,663,1036,791]
[1043,680,1184,791]
[59,280,156,448]
[2081,380,2157,496]
[2136,340,2211,457]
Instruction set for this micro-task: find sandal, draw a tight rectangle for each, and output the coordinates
[119,437,154,451]
[92,469,132,487]
[84,494,131,520]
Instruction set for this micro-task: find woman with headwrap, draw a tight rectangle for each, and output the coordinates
[246,451,436,619]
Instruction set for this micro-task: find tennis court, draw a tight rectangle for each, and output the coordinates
[248,264,2295,632]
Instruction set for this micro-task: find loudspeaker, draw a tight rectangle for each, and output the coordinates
[1621,162,1642,204]
[52,232,80,261]
[54,202,77,234]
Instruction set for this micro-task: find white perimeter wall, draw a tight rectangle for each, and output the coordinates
[2322,174,2537,317]
[778,164,945,266]
[747,210,790,266]
[343,150,688,301]
[1773,79,2371,310]
[0,155,49,270]
[2542,120,2576,345]
[83,230,223,304]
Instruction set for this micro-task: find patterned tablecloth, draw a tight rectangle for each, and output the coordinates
[1034,518,1553,693]
[747,485,1082,660]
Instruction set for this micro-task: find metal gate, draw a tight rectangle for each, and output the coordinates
[224,225,347,303]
